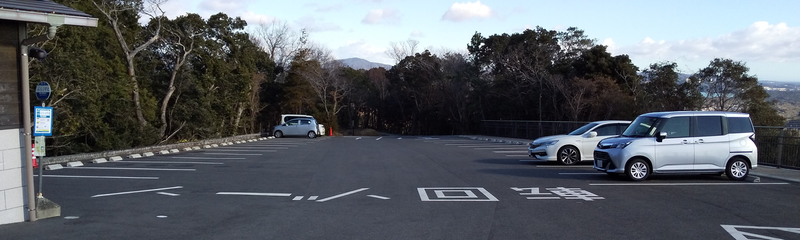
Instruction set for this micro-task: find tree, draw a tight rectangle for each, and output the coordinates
[251,20,307,82]
[154,13,205,140]
[93,0,165,128]
[695,58,784,125]
[385,39,419,64]
[642,62,702,112]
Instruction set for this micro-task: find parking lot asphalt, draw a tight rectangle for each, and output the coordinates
[460,135,800,184]
[1,136,799,240]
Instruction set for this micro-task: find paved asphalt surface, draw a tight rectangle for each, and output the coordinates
[2,136,799,240]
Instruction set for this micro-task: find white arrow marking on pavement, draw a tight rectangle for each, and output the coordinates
[316,188,369,202]
[92,186,183,198]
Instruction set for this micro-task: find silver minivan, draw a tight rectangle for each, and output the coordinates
[273,118,320,138]
[593,111,757,181]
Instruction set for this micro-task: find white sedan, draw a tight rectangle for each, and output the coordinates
[528,120,631,165]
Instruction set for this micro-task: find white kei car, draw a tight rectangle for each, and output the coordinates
[528,120,631,165]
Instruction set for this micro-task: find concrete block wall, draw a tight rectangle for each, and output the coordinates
[0,128,26,225]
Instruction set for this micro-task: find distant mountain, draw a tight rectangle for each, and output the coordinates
[338,58,392,70]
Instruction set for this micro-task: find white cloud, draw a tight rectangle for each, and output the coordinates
[333,40,393,65]
[362,8,401,25]
[240,11,275,25]
[608,22,800,63]
[295,16,343,32]
[410,30,425,38]
[441,1,494,22]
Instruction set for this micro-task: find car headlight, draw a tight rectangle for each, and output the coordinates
[542,140,558,146]
[598,141,632,149]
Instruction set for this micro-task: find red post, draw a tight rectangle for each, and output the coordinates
[329,127,333,136]
[32,144,38,168]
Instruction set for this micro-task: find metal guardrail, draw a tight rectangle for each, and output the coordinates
[480,120,589,140]
[480,120,800,169]
[40,133,262,166]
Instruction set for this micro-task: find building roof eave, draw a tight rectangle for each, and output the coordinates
[0,8,98,27]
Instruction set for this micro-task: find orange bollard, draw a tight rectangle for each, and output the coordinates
[329,127,333,136]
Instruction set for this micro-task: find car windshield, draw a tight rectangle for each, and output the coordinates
[622,116,662,137]
[568,123,598,135]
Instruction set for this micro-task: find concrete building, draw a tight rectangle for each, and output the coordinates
[0,0,96,225]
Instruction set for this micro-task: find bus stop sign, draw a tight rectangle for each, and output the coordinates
[35,81,51,101]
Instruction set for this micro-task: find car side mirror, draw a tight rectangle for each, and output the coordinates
[657,132,667,142]
[585,131,598,138]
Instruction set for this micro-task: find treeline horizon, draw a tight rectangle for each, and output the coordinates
[29,0,783,155]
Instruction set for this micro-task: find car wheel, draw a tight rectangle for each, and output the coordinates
[625,158,650,181]
[274,131,283,138]
[726,157,749,181]
[307,131,316,139]
[557,146,580,165]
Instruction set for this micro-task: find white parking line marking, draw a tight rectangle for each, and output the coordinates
[507,155,530,157]
[449,144,506,146]
[558,173,606,175]
[293,196,304,200]
[203,153,263,156]
[316,188,370,202]
[519,160,546,162]
[376,137,382,140]
[216,192,292,197]
[367,195,390,200]
[356,137,362,140]
[537,165,593,168]
[493,150,528,153]
[92,186,183,198]
[157,192,180,196]
[590,183,790,186]
[205,149,279,152]
[475,147,528,150]
[307,196,318,200]
[35,175,158,180]
[171,157,245,160]
[116,161,223,165]
[65,167,195,171]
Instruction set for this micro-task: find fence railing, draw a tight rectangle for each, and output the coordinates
[480,120,799,169]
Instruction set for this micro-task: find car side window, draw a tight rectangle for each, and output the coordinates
[660,117,690,138]
[696,116,723,136]
[728,117,754,133]
[287,120,299,126]
[300,120,311,125]
[593,125,618,136]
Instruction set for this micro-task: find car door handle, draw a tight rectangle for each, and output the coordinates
[697,139,704,144]
[682,139,689,144]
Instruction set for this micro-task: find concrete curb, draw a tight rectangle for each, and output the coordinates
[750,172,800,183]
[40,133,261,166]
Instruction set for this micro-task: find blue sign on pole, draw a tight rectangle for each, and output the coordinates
[33,106,53,136]
[35,81,51,101]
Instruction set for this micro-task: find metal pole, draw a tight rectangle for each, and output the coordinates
[38,102,44,199]
[776,128,785,168]
[19,25,37,221]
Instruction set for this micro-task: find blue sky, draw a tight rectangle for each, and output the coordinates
[158,0,800,82]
